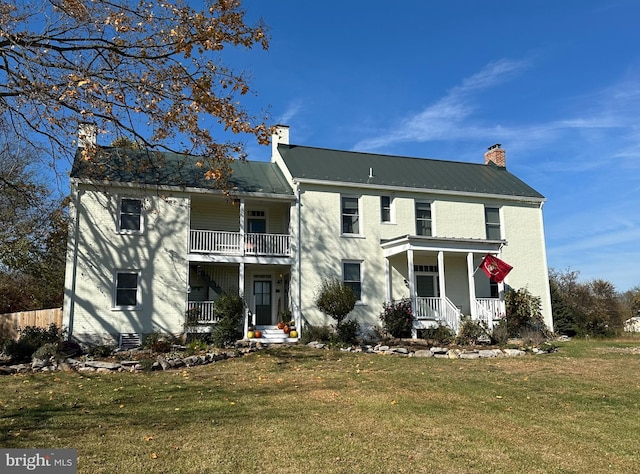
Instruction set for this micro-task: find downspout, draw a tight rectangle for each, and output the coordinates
[295,182,302,332]
[66,186,82,340]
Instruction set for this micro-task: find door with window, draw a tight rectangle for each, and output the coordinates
[416,273,439,318]
[254,280,272,325]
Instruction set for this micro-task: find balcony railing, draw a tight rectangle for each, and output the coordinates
[189,230,291,257]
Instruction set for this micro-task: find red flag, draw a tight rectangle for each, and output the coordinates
[479,254,513,283]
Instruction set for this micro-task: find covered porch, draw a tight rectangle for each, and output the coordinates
[381,235,507,336]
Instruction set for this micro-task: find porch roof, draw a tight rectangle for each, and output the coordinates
[380,234,505,257]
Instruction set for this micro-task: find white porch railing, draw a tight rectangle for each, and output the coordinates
[414,297,462,333]
[476,298,503,328]
[189,230,291,256]
[186,301,220,324]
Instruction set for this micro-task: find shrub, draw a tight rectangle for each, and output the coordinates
[300,325,332,344]
[186,339,209,353]
[211,293,245,347]
[419,324,455,345]
[455,317,490,346]
[335,319,360,345]
[314,278,357,328]
[58,340,83,358]
[88,344,115,358]
[505,288,550,339]
[4,324,63,362]
[380,299,414,338]
[490,320,509,345]
[32,342,60,361]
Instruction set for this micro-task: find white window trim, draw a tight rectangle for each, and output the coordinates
[415,200,434,237]
[485,205,503,240]
[246,208,269,234]
[343,259,364,305]
[117,197,144,234]
[340,195,363,237]
[380,195,395,224]
[112,270,142,310]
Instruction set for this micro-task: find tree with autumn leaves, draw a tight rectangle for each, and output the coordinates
[0,0,271,183]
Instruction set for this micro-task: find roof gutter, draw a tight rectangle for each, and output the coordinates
[292,177,546,204]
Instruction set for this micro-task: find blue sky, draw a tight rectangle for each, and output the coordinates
[228,0,640,292]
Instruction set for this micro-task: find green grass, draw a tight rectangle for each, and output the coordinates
[1,339,640,473]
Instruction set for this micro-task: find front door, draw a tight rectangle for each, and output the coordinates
[254,280,272,325]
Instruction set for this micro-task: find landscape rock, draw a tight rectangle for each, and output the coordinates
[412,350,433,358]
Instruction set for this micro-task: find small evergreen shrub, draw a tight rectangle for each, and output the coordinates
[379,299,414,338]
[211,293,245,347]
[335,319,360,345]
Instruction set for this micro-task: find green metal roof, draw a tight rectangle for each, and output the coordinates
[71,147,293,195]
[278,144,544,200]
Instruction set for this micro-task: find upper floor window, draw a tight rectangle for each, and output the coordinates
[343,261,362,302]
[415,202,432,236]
[119,198,143,233]
[380,196,392,223]
[341,196,360,235]
[485,207,501,240]
[114,271,141,309]
[247,210,267,234]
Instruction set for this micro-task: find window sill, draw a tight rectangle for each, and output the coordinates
[112,306,142,311]
[341,233,365,239]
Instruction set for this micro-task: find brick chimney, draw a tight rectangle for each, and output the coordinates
[484,144,506,168]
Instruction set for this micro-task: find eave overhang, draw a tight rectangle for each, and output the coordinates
[293,177,545,204]
[380,234,506,258]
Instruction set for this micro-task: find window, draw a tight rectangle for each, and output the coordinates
[415,202,432,236]
[489,279,499,298]
[247,210,266,233]
[341,196,360,235]
[119,198,142,232]
[380,196,392,223]
[485,207,501,240]
[114,271,141,309]
[343,261,362,301]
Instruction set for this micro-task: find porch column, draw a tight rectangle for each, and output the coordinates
[384,257,391,303]
[437,251,446,299]
[408,249,416,338]
[467,252,477,320]
[239,198,245,254]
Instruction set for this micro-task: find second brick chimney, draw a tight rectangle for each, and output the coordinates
[484,144,506,168]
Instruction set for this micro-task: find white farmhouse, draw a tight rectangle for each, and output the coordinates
[63,125,553,345]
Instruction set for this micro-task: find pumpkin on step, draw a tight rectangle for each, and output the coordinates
[283,325,290,334]
[254,330,262,338]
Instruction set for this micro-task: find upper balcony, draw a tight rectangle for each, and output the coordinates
[189,230,291,257]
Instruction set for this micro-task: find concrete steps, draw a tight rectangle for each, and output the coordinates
[249,325,298,344]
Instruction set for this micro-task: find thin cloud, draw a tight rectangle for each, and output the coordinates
[353,58,531,151]
[277,99,304,125]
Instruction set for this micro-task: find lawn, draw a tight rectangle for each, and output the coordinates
[1,339,639,473]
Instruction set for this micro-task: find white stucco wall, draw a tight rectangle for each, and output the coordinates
[63,184,190,344]
[293,184,552,331]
